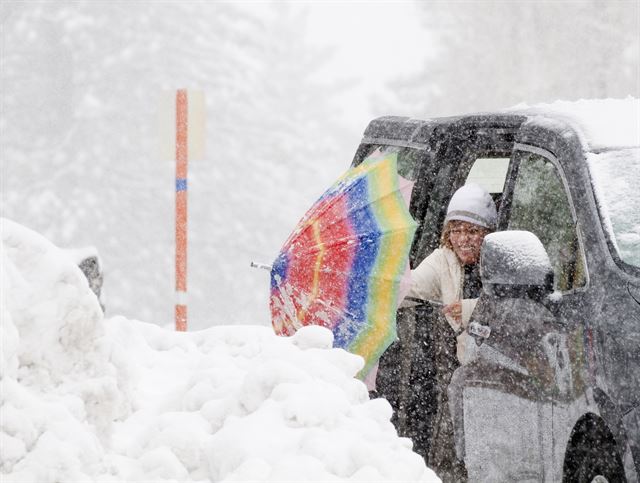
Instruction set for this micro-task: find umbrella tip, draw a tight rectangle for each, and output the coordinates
[250,261,272,271]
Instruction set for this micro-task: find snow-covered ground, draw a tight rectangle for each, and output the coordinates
[1,218,439,482]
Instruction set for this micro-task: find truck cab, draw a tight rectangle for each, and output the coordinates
[353,99,639,482]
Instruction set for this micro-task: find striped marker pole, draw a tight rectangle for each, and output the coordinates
[160,89,204,331]
[175,89,188,331]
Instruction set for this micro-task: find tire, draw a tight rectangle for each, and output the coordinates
[564,438,626,483]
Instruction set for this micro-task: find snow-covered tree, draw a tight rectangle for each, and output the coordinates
[1,1,346,328]
[380,1,640,117]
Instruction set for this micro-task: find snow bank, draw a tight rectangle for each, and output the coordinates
[1,218,438,482]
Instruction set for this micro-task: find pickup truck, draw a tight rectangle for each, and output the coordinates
[355,99,639,482]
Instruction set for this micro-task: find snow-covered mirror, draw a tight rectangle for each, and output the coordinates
[480,231,554,301]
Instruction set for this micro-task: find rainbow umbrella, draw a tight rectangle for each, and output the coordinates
[270,152,417,379]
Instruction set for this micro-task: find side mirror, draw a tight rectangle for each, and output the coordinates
[480,231,554,302]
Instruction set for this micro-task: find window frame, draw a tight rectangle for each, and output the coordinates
[500,143,590,294]
[408,125,518,264]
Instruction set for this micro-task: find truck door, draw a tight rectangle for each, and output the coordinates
[436,144,564,482]
[463,142,590,482]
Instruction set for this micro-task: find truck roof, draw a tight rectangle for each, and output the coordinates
[362,98,639,152]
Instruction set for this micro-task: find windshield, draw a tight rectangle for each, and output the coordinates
[588,148,640,268]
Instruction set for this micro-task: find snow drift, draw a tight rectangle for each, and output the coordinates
[0,218,438,482]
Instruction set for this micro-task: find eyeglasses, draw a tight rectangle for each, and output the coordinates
[449,227,487,238]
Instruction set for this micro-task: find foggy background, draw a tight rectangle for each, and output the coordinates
[2,1,638,330]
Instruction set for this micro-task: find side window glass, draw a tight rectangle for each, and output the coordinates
[507,151,587,291]
[359,145,422,181]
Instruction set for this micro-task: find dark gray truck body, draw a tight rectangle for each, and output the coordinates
[352,103,640,482]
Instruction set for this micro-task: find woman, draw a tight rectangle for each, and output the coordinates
[409,183,497,364]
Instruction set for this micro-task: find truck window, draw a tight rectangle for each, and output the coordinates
[465,157,510,194]
[358,145,423,181]
[506,151,587,291]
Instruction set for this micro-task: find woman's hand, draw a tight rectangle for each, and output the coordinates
[442,301,462,322]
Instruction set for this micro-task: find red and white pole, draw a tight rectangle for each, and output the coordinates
[160,89,204,331]
[175,89,189,331]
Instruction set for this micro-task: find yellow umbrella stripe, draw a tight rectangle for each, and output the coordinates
[355,232,414,374]
[351,157,417,374]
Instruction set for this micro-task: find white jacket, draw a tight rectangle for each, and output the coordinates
[408,247,478,363]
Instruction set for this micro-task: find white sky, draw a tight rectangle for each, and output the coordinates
[302,1,434,126]
[234,1,434,133]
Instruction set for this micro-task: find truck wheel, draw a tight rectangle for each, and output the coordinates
[564,440,625,483]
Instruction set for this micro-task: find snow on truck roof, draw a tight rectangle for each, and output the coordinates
[511,97,640,151]
[365,98,639,153]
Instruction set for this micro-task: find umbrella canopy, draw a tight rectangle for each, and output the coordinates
[270,152,417,378]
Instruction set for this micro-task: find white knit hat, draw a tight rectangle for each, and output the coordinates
[445,183,497,229]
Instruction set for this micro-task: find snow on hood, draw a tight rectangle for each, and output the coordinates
[510,97,640,151]
[1,218,438,482]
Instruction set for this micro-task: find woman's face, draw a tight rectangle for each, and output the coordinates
[448,220,490,265]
